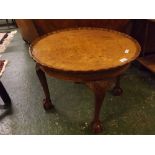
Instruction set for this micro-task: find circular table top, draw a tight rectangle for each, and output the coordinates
[30,28,141,72]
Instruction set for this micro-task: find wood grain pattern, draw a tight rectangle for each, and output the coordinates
[31,28,140,72]
[31,27,141,134]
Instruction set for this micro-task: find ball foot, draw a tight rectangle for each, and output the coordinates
[91,121,103,134]
[112,87,123,96]
[43,99,54,111]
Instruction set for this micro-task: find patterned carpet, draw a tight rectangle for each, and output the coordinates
[0,31,17,53]
[0,31,16,76]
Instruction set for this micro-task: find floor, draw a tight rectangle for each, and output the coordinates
[0,30,155,135]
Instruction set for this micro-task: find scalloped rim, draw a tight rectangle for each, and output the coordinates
[30,27,141,73]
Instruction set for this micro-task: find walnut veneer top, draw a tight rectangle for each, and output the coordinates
[31,28,141,72]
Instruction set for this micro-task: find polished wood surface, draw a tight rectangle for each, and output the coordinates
[31,28,140,72]
[31,28,141,134]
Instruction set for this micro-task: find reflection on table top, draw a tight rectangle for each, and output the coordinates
[31,28,141,72]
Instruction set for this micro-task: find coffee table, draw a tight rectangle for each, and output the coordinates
[30,28,141,133]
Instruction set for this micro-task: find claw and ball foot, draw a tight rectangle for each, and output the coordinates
[43,98,54,111]
[86,81,110,134]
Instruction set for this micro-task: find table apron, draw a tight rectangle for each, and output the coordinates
[40,64,130,82]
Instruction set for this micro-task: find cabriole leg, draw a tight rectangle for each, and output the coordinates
[36,64,54,110]
[86,81,110,134]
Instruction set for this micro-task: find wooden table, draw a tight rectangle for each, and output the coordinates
[30,28,141,133]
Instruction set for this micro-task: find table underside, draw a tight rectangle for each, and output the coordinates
[35,63,129,133]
